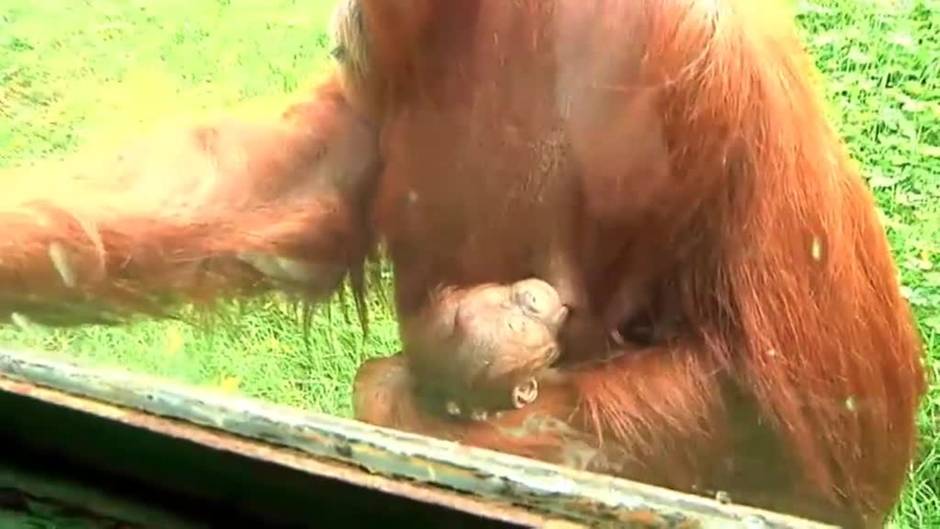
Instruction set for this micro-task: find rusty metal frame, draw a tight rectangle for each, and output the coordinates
[0,347,837,528]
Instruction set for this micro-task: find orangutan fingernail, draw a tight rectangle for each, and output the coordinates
[10,312,32,330]
[48,242,77,288]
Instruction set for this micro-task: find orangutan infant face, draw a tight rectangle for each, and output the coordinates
[428,278,569,420]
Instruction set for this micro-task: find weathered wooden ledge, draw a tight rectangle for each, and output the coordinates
[0,347,838,528]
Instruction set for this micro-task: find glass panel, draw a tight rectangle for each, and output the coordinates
[0,2,935,528]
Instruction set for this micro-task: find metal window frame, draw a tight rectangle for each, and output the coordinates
[0,347,836,528]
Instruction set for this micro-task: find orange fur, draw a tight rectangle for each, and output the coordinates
[355,1,925,527]
[0,1,925,528]
[0,78,380,325]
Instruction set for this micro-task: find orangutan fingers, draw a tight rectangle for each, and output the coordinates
[469,409,489,422]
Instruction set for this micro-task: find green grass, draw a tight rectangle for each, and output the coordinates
[0,0,937,526]
[0,0,402,417]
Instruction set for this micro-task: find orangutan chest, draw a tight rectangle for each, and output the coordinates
[373,115,582,285]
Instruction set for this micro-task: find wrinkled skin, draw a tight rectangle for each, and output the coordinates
[401,278,569,419]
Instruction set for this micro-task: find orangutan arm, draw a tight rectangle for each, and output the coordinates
[0,77,380,326]
[354,342,727,491]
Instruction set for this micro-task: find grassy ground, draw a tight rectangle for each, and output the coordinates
[0,1,937,526]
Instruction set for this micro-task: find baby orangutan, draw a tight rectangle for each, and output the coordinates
[389,278,569,421]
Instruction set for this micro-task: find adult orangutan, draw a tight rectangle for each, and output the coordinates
[0,1,926,527]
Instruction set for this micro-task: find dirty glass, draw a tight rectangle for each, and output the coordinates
[0,2,936,529]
